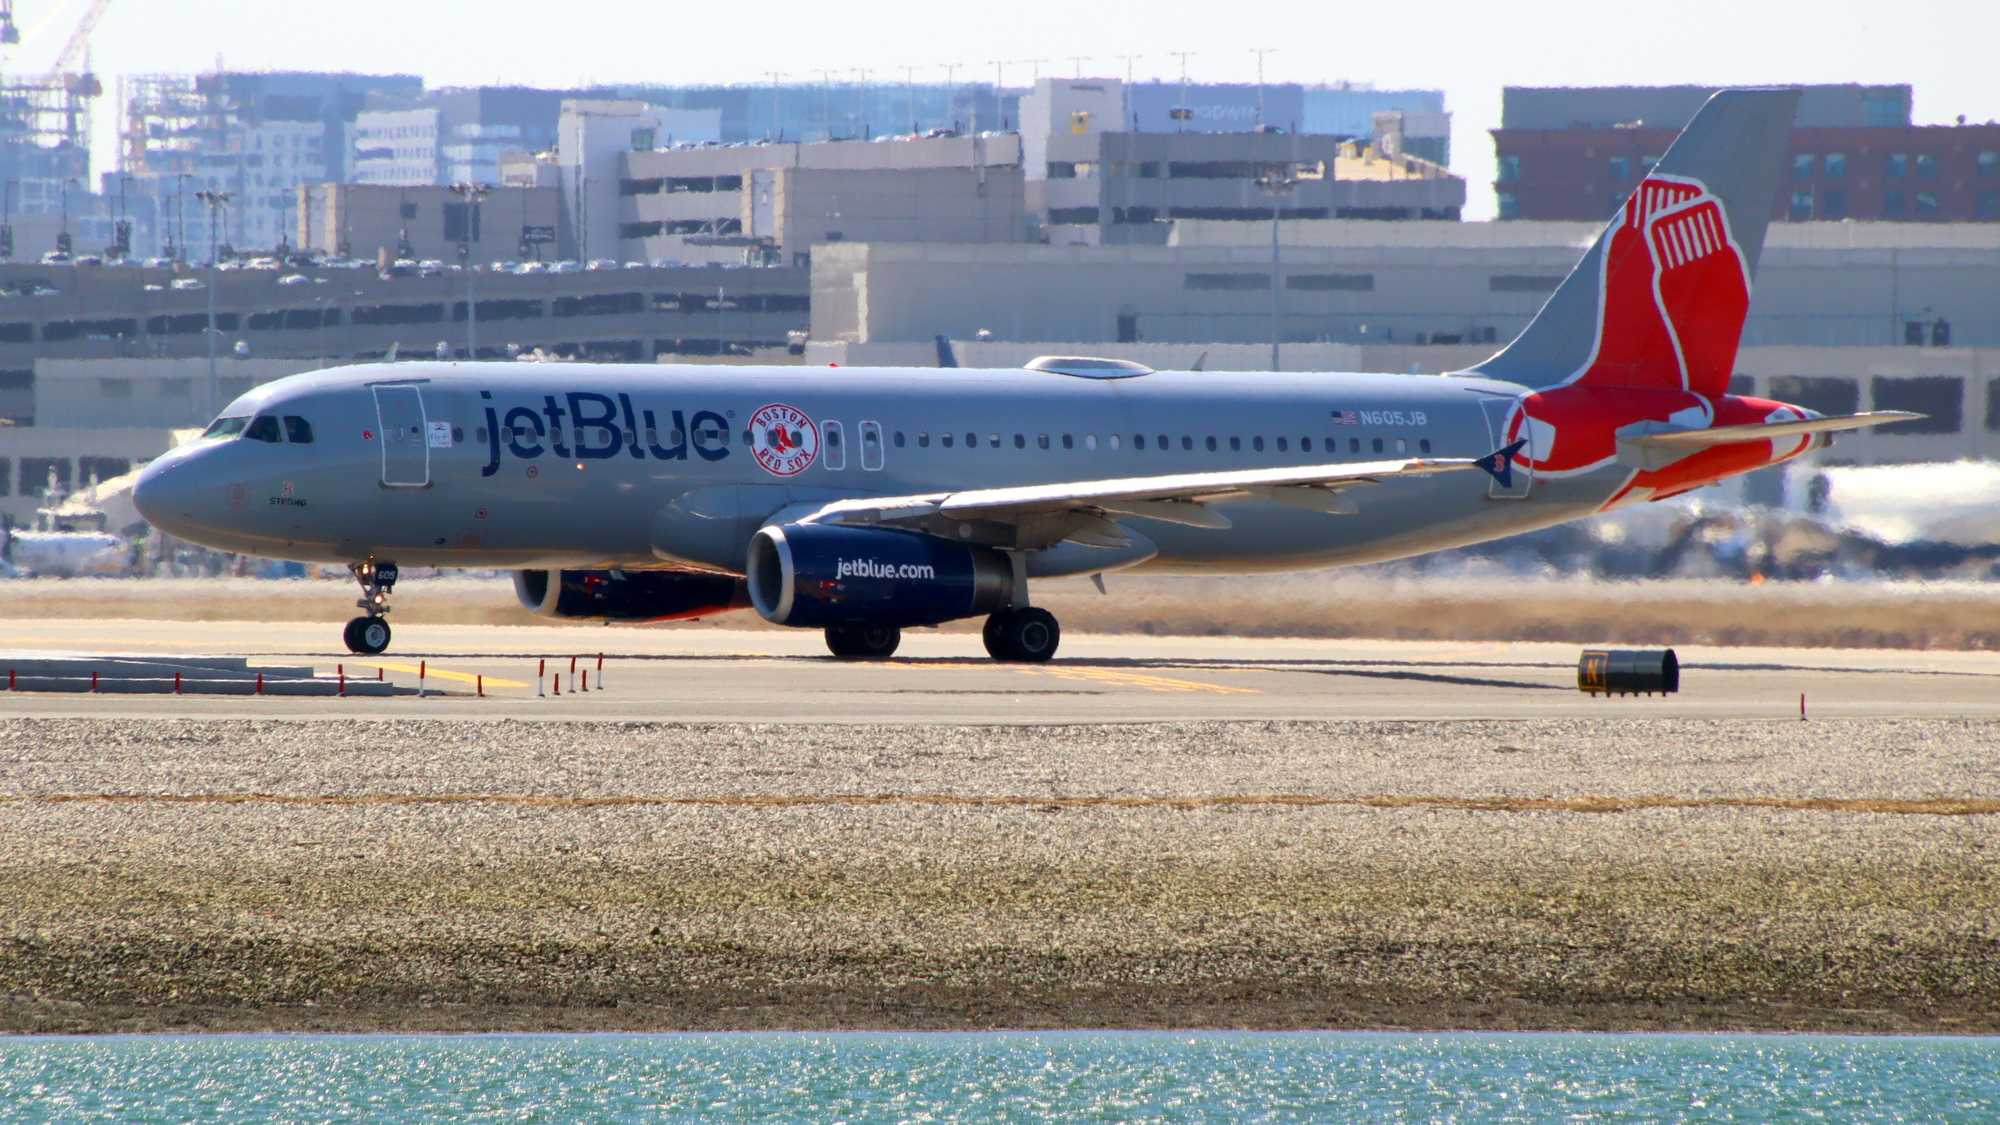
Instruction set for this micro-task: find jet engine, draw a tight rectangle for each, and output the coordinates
[746,523,1014,628]
[514,568,748,621]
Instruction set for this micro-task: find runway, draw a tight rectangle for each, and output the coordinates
[3,616,1998,721]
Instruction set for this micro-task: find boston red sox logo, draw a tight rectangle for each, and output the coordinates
[749,402,819,477]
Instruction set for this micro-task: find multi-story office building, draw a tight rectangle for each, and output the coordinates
[118,71,424,258]
[617,133,1028,266]
[297,183,562,264]
[1023,78,1462,246]
[1492,84,2000,222]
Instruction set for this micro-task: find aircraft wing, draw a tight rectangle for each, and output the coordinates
[788,445,1517,548]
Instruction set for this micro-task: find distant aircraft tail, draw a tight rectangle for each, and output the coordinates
[1470,89,1799,400]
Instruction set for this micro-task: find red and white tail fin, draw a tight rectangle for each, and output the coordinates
[1470,89,1798,398]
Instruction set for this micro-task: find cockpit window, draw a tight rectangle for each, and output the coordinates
[202,415,249,439]
[245,415,282,443]
[282,415,315,444]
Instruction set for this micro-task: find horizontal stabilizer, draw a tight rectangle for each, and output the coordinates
[1627,411,1924,449]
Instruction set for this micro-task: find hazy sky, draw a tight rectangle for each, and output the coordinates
[37,0,2000,219]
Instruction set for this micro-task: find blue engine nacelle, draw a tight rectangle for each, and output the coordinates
[746,523,1014,628]
[514,568,748,621]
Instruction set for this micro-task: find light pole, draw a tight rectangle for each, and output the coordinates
[196,190,232,418]
[449,182,489,358]
[1255,167,1296,371]
[175,174,189,265]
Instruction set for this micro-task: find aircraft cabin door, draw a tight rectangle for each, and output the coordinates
[1478,394,1533,499]
[372,384,431,488]
[859,420,884,471]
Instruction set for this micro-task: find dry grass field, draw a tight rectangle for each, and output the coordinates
[6,573,2000,649]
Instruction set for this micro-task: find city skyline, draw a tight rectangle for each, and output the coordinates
[15,0,1989,220]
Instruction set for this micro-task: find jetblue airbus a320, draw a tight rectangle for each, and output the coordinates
[134,90,1916,662]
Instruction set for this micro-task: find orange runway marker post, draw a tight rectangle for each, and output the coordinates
[597,652,605,691]
[553,674,561,696]
[91,670,98,693]
[537,659,546,698]
[175,671,182,694]
[256,672,264,695]
[581,670,588,693]
[477,674,484,698]
[338,665,346,697]
[419,660,427,697]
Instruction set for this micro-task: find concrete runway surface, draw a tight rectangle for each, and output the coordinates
[3,616,1997,722]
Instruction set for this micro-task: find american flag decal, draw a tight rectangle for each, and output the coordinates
[1329,410,1359,425]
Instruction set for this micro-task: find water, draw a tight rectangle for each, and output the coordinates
[2,1032,1995,1122]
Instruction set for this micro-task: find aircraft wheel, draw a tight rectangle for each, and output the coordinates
[983,607,1060,663]
[825,623,901,660]
[344,615,391,655]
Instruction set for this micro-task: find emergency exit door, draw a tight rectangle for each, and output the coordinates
[372,384,430,487]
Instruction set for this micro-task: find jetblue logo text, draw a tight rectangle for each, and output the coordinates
[480,391,730,477]
[835,559,937,581]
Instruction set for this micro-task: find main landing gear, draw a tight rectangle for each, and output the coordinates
[983,606,1061,663]
[824,623,902,660]
[343,559,398,655]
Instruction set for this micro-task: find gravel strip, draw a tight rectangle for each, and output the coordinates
[0,718,1994,1034]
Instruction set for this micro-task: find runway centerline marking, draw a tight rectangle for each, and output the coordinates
[6,792,1994,817]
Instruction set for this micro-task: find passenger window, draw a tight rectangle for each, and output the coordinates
[1395,438,1407,454]
[283,415,315,444]
[1253,436,1265,452]
[1419,438,1432,454]
[1062,434,1074,450]
[1205,436,1217,452]
[1349,438,1361,454]
[1085,435,1098,450]
[1372,438,1385,453]
[1182,436,1193,450]
[1157,434,1168,450]
[941,432,954,448]
[1276,436,1288,452]
[453,425,465,444]
[1134,434,1147,450]
[245,415,282,443]
[1013,433,1025,449]
[918,432,930,448]
[965,432,976,448]
[1038,434,1050,450]
[1229,437,1241,452]
[988,433,1000,448]
[1109,435,1121,450]
[893,431,906,448]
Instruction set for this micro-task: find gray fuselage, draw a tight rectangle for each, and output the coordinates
[135,361,1622,575]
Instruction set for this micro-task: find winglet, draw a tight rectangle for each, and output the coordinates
[1476,440,1528,489]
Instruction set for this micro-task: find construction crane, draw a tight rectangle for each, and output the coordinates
[48,0,112,95]
[0,3,20,46]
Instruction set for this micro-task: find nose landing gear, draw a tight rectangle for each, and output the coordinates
[344,560,398,655]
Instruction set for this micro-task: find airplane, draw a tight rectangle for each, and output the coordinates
[132,89,1919,662]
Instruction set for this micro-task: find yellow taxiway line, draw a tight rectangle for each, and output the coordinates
[353,662,529,690]
[1026,666,1259,695]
